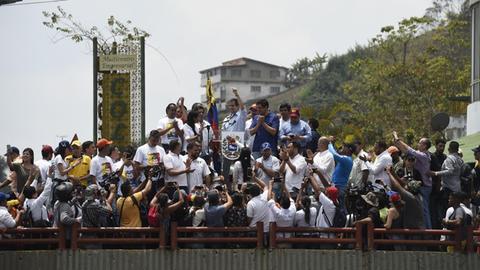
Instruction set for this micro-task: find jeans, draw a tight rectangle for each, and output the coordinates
[419,185,432,229]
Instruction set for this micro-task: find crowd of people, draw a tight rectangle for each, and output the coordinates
[0,88,479,251]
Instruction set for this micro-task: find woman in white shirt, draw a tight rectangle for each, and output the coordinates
[294,190,317,228]
[232,147,255,192]
[182,111,202,153]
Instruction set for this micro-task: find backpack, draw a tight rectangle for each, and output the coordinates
[21,206,34,227]
[147,205,160,227]
[323,205,347,228]
[460,163,473,193]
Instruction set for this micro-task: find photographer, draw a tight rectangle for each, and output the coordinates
[89,139,115,186]
[117,171,152,227]
[82,184,115,227]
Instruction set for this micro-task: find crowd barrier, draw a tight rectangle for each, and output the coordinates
[1,223,479,253]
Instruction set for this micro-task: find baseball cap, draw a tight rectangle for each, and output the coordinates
[472,145,480,153]
[96,138,113,150]
[41,145,54,155]
[4,146,19,156]
[261,142,272,152]
[290,108,300,117]
[58,140,72,150]
[387,146,400,154]
[326,186,339,202]
[0,192,10,202]
[71,140,82,148]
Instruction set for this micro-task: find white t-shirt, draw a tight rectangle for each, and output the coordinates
[348,149,371,189]
[89,155,114,184]
[315,193,336,229]
[182,155,210,192]
[232,158,255,185]
[294,207,317,227]
[35,159,51,183]
[255,155,280,184]
[285,154,308,192]
[157,117,184,145]
[245,118,255,150]
[246,190,271,232]
[366,150,393,187]
[133,143,166,181]
[196,120,212,155]
[268,198,296,227]
[182,124,197,152]
[312,150,335,187]
[53,155,68,180]
[164,152,188,187]
[114,160,140,195]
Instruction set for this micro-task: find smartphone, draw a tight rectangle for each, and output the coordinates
[273,177,282,183]
[6,144,11,154]
[167,182,175,187]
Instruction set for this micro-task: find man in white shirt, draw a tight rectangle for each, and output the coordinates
[254,142,280,185]
[307,137,335,188]
[278,103,291,133]
[183,142,210,192]
[23,166,54,226]
[134,130,167,184]
[364,141,392,187]
[164,140,194,195]
[280,142,307,199]
[34,145,54,187]
[157,103,184,152]
[0,192,21,230]
[267,180,296,241]
[89,139,115,187]
[348,141,371,190]
[246,184,271,234]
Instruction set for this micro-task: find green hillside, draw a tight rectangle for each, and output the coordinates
[276,0,471,145]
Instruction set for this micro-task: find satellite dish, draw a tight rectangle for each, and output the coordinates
[431,112,450,131]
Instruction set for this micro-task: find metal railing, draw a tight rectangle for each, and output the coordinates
[170,222,264,249]
[1,222,479,253]
[0,227,66,250]
[70,223,166,250]
[269,222,363,249]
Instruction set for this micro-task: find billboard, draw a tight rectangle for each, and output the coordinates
[102,73,131,148]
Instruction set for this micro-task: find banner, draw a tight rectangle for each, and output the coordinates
[102,73,131,148]
[221,131,244,160]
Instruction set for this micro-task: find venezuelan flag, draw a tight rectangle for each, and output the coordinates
[206,76,219,134]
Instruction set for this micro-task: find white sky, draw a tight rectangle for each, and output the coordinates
[0,0,433,158]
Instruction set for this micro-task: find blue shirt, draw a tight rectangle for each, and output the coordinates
[328,143,353,191]
[249,112,279,152]
[279,120,312,148]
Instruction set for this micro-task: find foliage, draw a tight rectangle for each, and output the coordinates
[281,0,470,146]
[285,53,327,88]
[42,6,150,53]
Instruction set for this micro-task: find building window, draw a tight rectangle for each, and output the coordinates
[221,68,226,76]
[270,86,280,94]
[270,70,280,78]
[231,69,242,77]
[250,69,261,78]
[220,88,226,102]
[251,86,261,93]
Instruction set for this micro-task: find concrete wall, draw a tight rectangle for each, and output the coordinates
[467,101,480,135]
[1,250,479,270]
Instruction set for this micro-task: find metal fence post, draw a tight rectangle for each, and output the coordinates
[70,223,79,251]
[269,222,277,249]
[454,226,462,252]
[171,222,178,250]
[256,222,264,249]
[355,222,363,251]
[159,223,166,249]
[466,225,474,253]
[367,222,374,251]
[58,225,66,250]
